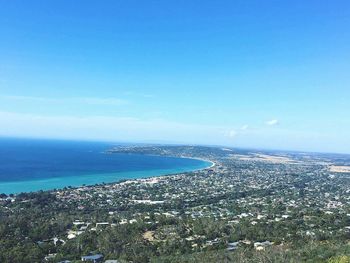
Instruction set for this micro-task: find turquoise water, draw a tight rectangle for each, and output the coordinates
[0,138,211,194]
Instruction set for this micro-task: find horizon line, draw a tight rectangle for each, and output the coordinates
[1,135,349,156]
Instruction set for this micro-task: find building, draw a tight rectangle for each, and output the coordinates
[81,254,104,263]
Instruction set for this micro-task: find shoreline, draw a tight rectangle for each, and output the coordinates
[189,157,216,168]
[0,156,214,195]
[118,158,215,186]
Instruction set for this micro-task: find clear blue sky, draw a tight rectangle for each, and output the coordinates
[1,0,350,153]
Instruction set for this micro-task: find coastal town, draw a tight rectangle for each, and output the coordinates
[0,145,350,262]
[2,0,350,262]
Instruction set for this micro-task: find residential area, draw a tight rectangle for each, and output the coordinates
[1,146,349,262]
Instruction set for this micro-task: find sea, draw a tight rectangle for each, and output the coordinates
[0,138,211,194]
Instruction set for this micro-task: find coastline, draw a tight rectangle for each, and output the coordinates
[0,156,214,195]
[118,157,215,186]
[185,157,216,168]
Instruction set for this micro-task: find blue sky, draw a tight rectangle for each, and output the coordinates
[1,0,350,153]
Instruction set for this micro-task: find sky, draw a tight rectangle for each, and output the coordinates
[0,0,350,153]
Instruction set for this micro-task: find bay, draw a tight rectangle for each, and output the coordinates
[0,138,211,194]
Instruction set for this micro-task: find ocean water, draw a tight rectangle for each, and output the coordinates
[0,138,211,194]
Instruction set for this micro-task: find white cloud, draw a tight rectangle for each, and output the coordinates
[141,94,155,98]
[0,95,128,106]
[123,91,155,98]
[1,111,349,153]
[2,95,50,102]
[266,119,279,126]
[77,97,127,106]
[0,111,229,145]
[225,129,237,138]
[240,125,249,130]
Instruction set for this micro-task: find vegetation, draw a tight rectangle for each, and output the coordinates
[1,146,350,262]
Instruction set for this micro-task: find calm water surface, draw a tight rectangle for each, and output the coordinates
[0,138,211,194]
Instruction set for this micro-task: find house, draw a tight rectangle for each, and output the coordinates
[81,254,104,263]
[227,242,239,251]
[254,241,273,251]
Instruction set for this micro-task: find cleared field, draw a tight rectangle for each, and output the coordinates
[231,154,296,164]
[329,165,350,173]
